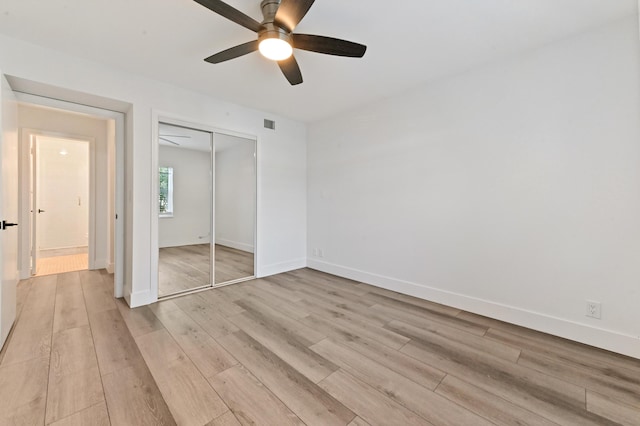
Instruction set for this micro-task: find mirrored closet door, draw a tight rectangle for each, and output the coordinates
[157,122,213,297]
[157,123,256,298]
[214,133,256,284]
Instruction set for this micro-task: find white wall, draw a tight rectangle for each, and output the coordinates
[17,104,111,274]
[215,134,256,253]
[308,16,640,358]
[36,137,89,250]
[159,145,211,248]
[0,33,307,307]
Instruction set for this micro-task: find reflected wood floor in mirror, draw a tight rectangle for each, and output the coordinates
[159,244,253,297]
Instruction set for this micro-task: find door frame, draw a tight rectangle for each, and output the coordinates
[15,93,126,297]
[29,132,95,274]
[151,111,258,301]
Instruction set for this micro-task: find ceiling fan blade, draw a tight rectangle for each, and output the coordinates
[160,137,180,146]
[205,40,259,64]
[293,34,367,57]
[274,0,315,32]
[278,55,303,85]
[192,0,262,32]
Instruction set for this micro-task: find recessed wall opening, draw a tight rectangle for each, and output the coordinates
[154,119,257,300]
[31,135,90,276]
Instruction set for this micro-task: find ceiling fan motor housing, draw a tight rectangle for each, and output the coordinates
[259,0,291,45]
[260,0,281,23]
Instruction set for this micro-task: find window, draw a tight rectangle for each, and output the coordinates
[159,167,174,217]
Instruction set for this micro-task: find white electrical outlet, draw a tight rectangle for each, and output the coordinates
[312,248,318,257]
[318,249,324,258]
[586,301,601,319]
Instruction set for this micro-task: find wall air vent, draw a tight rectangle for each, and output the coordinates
[264,119,276,130]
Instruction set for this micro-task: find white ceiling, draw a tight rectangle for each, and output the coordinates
[0,0,636,123]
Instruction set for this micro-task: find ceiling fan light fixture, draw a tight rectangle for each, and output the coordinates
[259,37,292,61]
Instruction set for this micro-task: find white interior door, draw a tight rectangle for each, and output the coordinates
[0,73,19,349]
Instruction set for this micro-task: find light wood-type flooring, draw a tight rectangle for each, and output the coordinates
[3,267,640,425]
[159,244,254,297]
[0,270,175,425]
[128,268,640,426]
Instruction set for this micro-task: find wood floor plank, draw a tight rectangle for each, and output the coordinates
[234,296,326,346]
[89,308,144,375]
[348,417,372,426]
[487,326,640,382]
[208,365,304,426]
[102,360,177,426]
[286,269,371,296]
[0,356,49,425]
[228,285,309,319]
[116,298,164,338]
[135,329,228,425]
[0,279,32,365]
[387,319,521,363]
[53,272,89,333]
[49,325,99,378]
[46,326,104,423]
[46,364,104,424]
[196,291,245,318]
[311,338,492,426]
[217,330,355,426]
[435,375,559,426]
[80,270,117,314]
[1,275,57,366]
[370,295,488,336]
[152,306,237,378]
[301,312,410,350]
[49,401,110,426]
[586,391,640,426]
[334,333,446,390]
[148,299,181,316]
[364,285,462,316]
[173,294,239,338]
[399,337,616,425]
[206,410,242,426]
[318,369,426,426]
[518,350,640,409]
[253,278,303,303]
[227,311,338,383]
[273,275,375,308]
[18,274,58,326]
[0,322,53,366]
[295,296,389,328]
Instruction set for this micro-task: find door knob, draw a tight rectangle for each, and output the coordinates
[38,209,45,213]
[1,221,18,230]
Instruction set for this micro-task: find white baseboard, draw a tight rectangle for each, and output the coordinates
[307,259,640,359]
[128,289,154,308]
[215,238,254,253]
[92,258,108,270]
[258,258,307,278]
[19,268,31,281]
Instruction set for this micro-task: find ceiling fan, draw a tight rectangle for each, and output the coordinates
[193,0,367,85]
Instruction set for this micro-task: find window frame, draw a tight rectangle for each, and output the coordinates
[158,166,174,218]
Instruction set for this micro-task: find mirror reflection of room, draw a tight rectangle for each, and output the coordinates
[158,123,212,297]
[214,133,256,284]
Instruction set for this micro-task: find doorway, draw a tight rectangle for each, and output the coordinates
[31,135,91,276]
